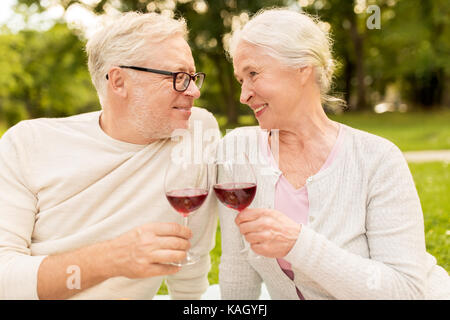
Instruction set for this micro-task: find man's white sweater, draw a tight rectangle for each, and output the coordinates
[0,107,220,300]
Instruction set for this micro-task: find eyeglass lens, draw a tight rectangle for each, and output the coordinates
[175,73,204,91]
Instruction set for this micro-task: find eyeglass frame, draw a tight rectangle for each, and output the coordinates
[105,65,206,92]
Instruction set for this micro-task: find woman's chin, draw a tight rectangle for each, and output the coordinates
[257,120,274,131]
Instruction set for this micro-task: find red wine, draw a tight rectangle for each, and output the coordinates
[213,182,257,211]
[166,188,209,216]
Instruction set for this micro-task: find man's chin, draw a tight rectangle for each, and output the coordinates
[162,120,189,137]
[175,119,190,130]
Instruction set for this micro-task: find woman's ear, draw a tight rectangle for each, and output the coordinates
[298,66,313,87]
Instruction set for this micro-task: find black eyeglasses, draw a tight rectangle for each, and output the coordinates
[106,65,206,92]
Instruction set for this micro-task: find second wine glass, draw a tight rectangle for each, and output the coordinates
[213,156,257,253]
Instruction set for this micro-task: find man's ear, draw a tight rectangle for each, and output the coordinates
[107,67,128,98]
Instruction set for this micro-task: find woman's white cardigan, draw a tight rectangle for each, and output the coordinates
[217,124,450,300]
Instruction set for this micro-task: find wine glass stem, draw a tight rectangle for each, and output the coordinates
[237,210,248,252]
[183,215,191,262]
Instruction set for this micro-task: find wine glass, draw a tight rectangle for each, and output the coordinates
[164,161,209,266]
[213,155,257,253]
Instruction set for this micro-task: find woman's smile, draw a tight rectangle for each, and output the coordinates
[253,103,268,118]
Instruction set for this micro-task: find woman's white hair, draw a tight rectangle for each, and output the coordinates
[86,12,188,107]
[228,8,344,107]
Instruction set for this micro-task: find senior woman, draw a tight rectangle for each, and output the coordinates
[216,8,450,300]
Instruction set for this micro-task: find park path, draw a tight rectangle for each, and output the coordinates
[403,150,450,163]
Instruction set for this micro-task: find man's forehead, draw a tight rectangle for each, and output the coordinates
[146,37,195,72]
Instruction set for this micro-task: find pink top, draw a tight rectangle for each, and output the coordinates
[262,124,344,298]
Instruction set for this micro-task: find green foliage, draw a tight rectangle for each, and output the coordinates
[0,23,99,126]
[0,32,28,124]
[304,0,450,109]
[7,0,450,124]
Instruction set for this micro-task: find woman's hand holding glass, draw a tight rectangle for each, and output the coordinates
[235,208,301,258]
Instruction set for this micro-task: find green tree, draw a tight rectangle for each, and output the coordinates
[0,31,28,124]
[306,0,450,110]
[0,23,99,126]
[378,0,450,109]
[13,0,450,119]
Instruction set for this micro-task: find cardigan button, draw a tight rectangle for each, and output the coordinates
[307,177,313,182]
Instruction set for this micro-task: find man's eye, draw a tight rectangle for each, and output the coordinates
[249,71,258,77]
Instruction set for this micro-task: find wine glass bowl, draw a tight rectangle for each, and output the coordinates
[166,188,209,216]
[164,161,209,266]
[212,182,256,211]
[213,157,257,253]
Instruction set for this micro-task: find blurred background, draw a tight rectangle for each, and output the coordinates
[1,0,449,127]
[0,0,448,292]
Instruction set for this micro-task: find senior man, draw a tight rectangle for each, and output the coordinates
[0,12,220,300]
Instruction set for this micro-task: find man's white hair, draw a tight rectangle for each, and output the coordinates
[228,8,343,107]
[86,12,188,107]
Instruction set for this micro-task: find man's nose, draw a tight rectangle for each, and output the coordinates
[183,81,201,99]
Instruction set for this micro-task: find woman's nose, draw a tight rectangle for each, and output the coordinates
[239,83,253,104]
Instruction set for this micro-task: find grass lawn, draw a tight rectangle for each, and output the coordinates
[408,162,450,271]
[328,110,450,151]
